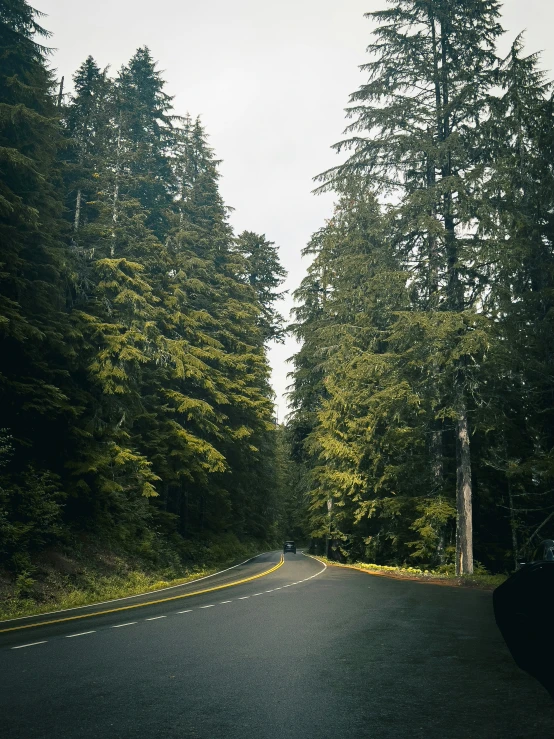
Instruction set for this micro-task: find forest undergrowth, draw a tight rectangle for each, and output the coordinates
[0,533,270,620]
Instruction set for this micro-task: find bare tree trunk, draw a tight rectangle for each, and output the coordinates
[428,15,448,565]
[431,428,443,486]
[455,395,473,575]
[436,16,474,576]
[74,189,82,232]
[111,121,122,257]
[111,183,119,257]
[325,497,333,559]
[436,528,446,565]
[57,76,64,108]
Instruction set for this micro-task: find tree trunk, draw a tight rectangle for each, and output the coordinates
[111,120,122,256]
[437,16,474,576]
[436,528,446,565]
[74,189,82,232]
[325,497,333,559]
[455,395,473,575]
[431,423,447,565]
[431,427,443,488]
[111,181,119,257]
[57,76,64,108]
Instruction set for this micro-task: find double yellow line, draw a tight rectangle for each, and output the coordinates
[0,555,284,634]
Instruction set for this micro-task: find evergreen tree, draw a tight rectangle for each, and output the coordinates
[114,47,174,236]
[64,56,111,233]
[63,51,173,525]
[0,0,72,557]
[314,0,504,574]
[474,37,554,566]
[0,9,291,573]
[235,231,286,342]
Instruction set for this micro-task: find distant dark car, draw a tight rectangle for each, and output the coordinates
[283,541,296,554]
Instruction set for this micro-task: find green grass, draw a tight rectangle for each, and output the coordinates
[0,567,221,621]
[0,537,267,621]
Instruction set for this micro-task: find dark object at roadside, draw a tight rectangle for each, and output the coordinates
[284,541,296,554]
[493,539,554,699]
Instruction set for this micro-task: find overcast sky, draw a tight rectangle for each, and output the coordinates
[39,0,554,420]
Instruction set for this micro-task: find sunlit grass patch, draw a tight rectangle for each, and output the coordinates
[312,556,507,589]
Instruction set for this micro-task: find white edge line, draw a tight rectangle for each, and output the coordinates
[1,551,276,624]
[301,551,328,576]
[12,641,47,649]
[111,622,137,628]
[10,553,326,637]
[66,631,96,638]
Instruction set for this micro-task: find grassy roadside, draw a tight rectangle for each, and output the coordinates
[0,537,269,621]
[310,556,508,590]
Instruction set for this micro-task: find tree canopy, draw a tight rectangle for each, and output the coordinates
[0,0,293,572]
[290,0,554,575]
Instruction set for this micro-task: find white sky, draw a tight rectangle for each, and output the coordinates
[39,0,554,420]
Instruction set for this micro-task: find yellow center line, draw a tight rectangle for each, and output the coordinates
[0,556,284,634]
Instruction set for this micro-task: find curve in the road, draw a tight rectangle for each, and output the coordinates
[3,550,280,624]
[9,552,327,649]
[0,555,285,635]
[3,553,553,739]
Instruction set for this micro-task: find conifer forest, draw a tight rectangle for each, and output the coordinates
[2,0,554,589]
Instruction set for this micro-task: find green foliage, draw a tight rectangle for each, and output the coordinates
[311,556,507,590]
[0,466,66,560]
[0,533,265,620]
[0,2,293,578]
[235,231,287,342]
[290,2,554,573]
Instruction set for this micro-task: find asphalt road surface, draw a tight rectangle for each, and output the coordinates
[1,551,553,738]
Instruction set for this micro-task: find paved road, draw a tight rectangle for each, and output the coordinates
[1,551,553,738]
[0,552,283,645]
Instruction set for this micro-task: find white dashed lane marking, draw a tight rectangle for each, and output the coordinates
[8,555,327,650]
[11,641,47,649]
[66,631,96,638]
[112,622,137,628]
